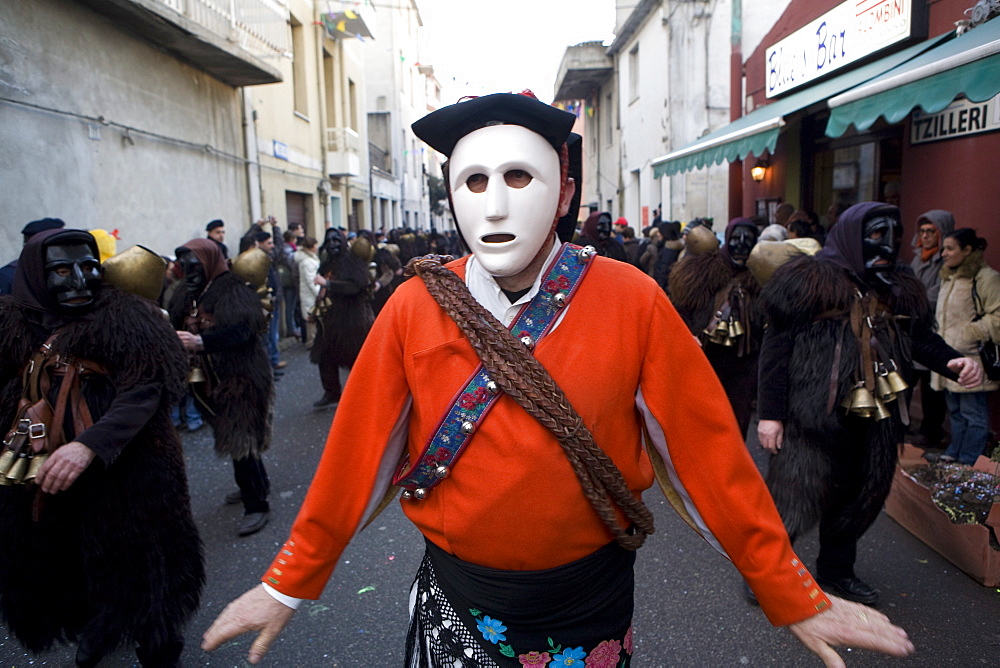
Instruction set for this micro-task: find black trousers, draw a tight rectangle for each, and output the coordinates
[705,347,758,440]
[134,634,184,668]
[319,361,343,398]
[816,524,859,581]
[813,437,868,580]
[76,627,183,668]
[913,369,947,443]
[233,454,269,514]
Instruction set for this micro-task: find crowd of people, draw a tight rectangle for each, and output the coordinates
[0,91,989,667]
[524,178,995,613]
[579,199,999,475]
[197,91,919,667]
[624,198,994,607]
[0,213,467,666]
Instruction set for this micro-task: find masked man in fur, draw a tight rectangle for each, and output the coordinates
[757,202,981,606]
[309,228,374,408]
[669,218,761,438]
[577,211,628,262]
[170,239,273,537]
[0,229,203,667]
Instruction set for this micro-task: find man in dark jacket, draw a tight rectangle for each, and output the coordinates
[757,202,981,605]
[206,219,229,259]
[0,218,66,295]
[0,229,203,666]
[171,239,273,536]
[253,230,285,371]
[652,221,683,290]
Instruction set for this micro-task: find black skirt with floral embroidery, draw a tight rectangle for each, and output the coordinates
[405,538,635,667]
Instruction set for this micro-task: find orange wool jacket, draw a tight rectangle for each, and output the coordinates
[264,254,830,626]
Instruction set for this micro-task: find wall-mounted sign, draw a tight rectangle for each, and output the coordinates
[911,94,1000,145]
[765,0,915,98]
[273,140,289,161]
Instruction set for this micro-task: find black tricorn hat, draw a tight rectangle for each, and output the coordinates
[411,92,576,158]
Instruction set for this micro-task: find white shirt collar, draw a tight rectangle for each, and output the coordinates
[466,235,562,326]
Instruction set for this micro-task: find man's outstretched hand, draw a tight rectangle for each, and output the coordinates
[202,584,296,664]
[788,595,914,667]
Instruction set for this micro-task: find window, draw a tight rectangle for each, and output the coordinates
[606,92,613,146]
[323,50,336,128]
[348,79,358,130]
[290,16,308,117]
[629,45,639,102]
[368,113,390,151]
[812,142,876,218]
[368,112,391,173]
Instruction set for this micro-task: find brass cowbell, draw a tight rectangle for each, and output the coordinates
[845,384,878,418]
[24,453,48,483]
[886,369,908,394]
[872,397,892,421]
[5,453,28,483]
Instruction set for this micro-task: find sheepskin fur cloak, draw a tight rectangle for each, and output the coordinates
[0,287,204,657]
[310,250,374,370]
[669,249,762,435]
[758,256,956,542]
[170,271,273,459]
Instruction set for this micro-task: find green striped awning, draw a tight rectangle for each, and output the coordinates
[651,117,784,179]
[652,32,951,178]
[827,18,1000,137]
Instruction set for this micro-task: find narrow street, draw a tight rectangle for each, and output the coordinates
[1,342,998,666]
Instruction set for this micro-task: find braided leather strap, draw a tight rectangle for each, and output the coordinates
[406,255,654,550]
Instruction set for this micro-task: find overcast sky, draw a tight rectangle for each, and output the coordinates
[416,0,617,104]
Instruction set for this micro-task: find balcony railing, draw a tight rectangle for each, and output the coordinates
[160,0,290,58]
[369,142,391,174]
[327,126,361,153]
[326,127,362,177]
[76,0,286,85]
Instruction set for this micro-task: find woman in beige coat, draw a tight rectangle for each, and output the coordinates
[931,228,1000,464]
[296,236,321,348]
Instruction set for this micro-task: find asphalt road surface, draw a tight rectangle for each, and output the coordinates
[1,344,998,666]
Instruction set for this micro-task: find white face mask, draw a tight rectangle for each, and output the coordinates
[449,125,565,277]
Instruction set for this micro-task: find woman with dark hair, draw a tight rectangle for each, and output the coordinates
[786,215,812,241]
[929,228,1000,464]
